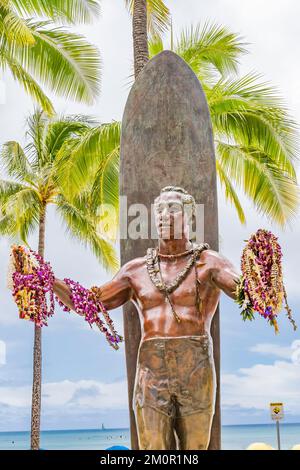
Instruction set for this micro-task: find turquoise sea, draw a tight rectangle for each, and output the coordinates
[0,424,299,450]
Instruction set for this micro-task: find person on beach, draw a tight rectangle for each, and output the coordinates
[53,186,240,450]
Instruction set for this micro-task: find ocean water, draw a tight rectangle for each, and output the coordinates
[0,428,131,450]
[0,424,299,450]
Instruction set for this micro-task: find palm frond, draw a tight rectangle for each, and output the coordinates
[3,186,41,216]
[216,159,246,224]
[31,23,101,104]
[17,208,40,243]
[149,34,164,58]
[6,20,101,105]
[41,115,97,200]
[2,9,35,46]
[56,195,119,273]
[25,109,49,169]
[0,178,27,203]
[1,186,41,241]
[1,50,55,115]
[0,111,120,273]
[0,212,16,237]
[90,147,120,243]
[56,121,121,198]
[45,115,93,162]
[125,0,171,36]
[217,141,299,226]
[209,74,299,177]
[12,0,101,24]
[91,146,119,211]
[0,140,36,183]
[176,22,247,77]
[0,211,27,243]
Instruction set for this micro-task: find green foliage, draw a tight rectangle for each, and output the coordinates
[125,0,170,37]
[0,0,101,113]
[11,0,101,24]
[149,22,300,225]
[51,20,299,234]
[0,109,119,273]
[234,276,256,322]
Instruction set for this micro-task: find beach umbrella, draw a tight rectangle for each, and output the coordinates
[291,444,300,450]
[105,445,130,450]
[247,442,275,450]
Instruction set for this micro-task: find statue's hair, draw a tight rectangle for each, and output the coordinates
[154,185,195,219]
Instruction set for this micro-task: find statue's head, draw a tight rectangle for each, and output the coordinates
[154,186,195,241]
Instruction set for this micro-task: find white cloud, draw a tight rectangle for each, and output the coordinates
[222,340,300,414]
[0,340,6,365]
[250,342,293,359]
[0,378,128,410]
[249,340,300,364]
[0,385,31,407]
[43,379,128,409]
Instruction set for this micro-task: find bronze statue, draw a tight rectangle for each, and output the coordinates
[54,186,240,450]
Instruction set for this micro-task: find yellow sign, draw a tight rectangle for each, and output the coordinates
[270,402,284,420]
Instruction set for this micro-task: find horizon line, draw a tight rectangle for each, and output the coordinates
[1,422,300,434]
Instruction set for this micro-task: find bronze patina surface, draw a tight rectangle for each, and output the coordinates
[133,334,216,450]
[84,188,239,449]
[119,50,220,448]
[54,50,240,449]
[54,186,239,449]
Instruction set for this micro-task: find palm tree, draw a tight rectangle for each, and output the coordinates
[64,22,299,228]
[0,0,101,114]
[124,0,170,76]
[148,23,299,225]
[0,109,119,449]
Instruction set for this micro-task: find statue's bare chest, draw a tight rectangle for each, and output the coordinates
[130,259,210,310]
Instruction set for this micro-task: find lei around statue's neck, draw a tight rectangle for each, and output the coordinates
[157,238,194,256]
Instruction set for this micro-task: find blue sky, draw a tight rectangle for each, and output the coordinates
[1,0,300,431]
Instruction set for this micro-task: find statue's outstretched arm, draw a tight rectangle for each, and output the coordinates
[53,262,133,312]
[208,251,240,300]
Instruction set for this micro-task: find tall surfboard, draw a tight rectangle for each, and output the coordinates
[120,50,220,449]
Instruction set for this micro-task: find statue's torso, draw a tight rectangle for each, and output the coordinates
[128,250,221,341]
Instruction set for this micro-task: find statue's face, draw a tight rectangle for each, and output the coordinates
[154,191,190,240]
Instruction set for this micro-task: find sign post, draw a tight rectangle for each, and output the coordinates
[270,402,284,450]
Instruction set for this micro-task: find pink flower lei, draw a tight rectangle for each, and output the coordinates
[9,245,123,349]
[55,280,123,350]
[235,229,297,333]
[9,245,55,327]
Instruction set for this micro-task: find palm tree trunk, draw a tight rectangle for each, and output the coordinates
[30,204,46,450]
[132,0,149,77]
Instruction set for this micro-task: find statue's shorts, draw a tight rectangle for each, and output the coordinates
[132,334,216,419]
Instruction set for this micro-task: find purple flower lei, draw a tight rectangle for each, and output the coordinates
[11,246,123,349]
[55,279,123,350]
[11,248,55,327]
[235,229,296,333]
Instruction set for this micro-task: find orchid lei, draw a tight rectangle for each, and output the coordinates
[8,245,123,350]
[55,280,123,350]
[235,229,297,333]
[7,245,55,327]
